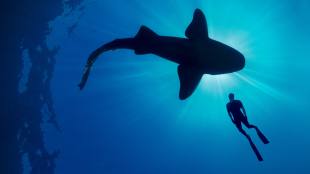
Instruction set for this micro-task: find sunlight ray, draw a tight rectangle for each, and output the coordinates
[234,72,289,101]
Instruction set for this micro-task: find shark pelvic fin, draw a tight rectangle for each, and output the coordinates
[134,26,158,54]
[177,65,203,100]
[185,8,209,40]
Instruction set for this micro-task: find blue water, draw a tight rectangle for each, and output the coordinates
[46,0,310,173]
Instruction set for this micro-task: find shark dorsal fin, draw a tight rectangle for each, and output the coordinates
[185,9,208,40]
[177,65,203,100]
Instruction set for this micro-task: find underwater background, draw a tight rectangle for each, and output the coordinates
[2,0,310,173]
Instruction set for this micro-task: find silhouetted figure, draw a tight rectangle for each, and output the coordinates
[226,93,269,161]
[79,9,245,100]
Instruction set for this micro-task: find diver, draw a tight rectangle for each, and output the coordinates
[226,93,269,161]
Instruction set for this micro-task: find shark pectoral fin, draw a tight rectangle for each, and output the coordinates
[185,8,209,40]
[177,65,203,100]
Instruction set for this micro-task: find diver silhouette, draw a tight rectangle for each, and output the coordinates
[78,9,245,100]
[226,93,269,161]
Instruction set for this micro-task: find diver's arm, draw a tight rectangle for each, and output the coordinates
[240,102,247,118]
[226,105,235,123]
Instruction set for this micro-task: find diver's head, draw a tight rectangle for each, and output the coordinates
[228,93,234,101]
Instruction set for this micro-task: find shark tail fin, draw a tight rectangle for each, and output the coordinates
[78,65,92,90]
[135,25,158,40]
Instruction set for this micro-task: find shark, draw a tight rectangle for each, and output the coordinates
[79,8,245,100]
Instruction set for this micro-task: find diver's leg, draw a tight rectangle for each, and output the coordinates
[236,123,250,140]
[243,119,269,144]
[242,118,258,130]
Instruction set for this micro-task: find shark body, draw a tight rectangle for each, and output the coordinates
[79,9,245,100]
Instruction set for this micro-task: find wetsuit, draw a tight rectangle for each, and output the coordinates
[226,100,251,129]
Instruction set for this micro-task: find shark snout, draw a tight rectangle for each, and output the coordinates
[239,54,245,70]
[234,52,245,71]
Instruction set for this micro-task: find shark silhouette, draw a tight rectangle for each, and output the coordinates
[79,9,245,100]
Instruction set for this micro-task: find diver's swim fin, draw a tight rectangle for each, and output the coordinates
[256,129,269,144]
[248,137,264,161]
